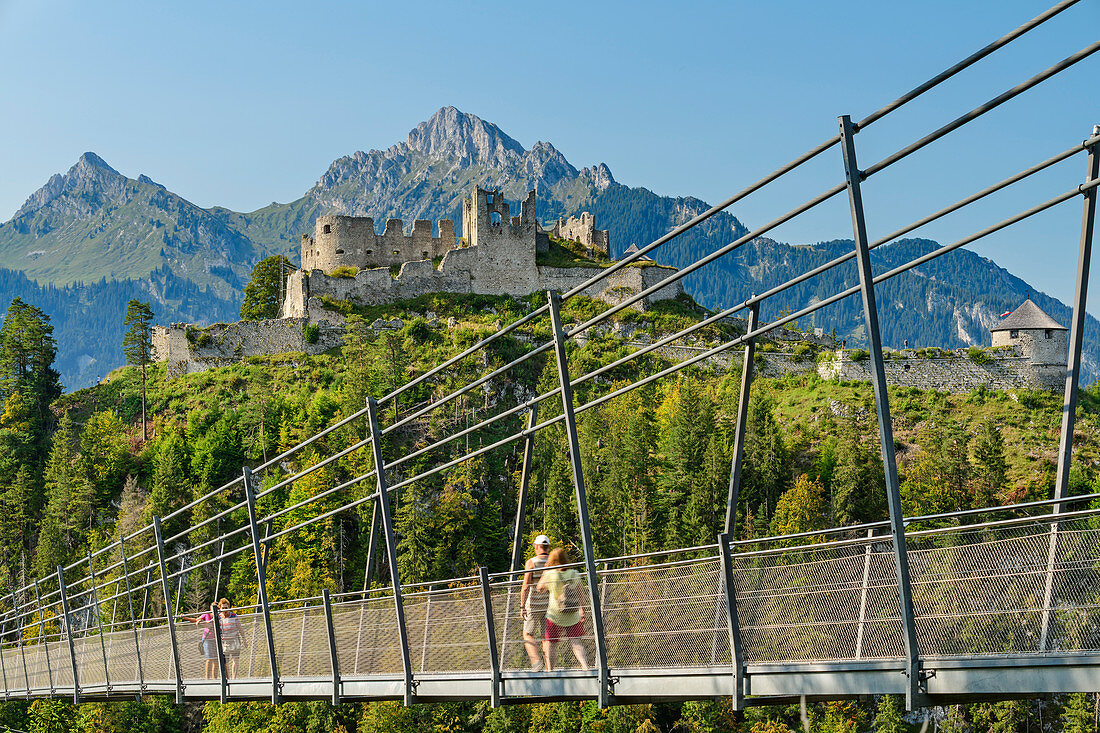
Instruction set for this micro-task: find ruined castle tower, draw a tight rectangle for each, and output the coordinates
[553,212,610,258]
[301,215,456,273]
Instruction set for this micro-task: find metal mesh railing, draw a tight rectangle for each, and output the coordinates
[2,507,1100,696]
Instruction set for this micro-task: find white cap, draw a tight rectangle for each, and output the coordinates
[534,535,550,546]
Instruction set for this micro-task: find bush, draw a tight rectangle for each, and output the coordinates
[967,346,992,364]
[329,265,358,278]
[303,323,320,344]
[850,349,869,362]
[185,325,211,348]
[792,342,812,360]
[816,350,836,364]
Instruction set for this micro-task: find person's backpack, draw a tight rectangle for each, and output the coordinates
[561,574,582,615]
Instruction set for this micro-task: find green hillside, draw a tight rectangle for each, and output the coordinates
[0,291,1095,731]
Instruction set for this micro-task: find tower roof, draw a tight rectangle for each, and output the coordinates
[990,299,1066,332]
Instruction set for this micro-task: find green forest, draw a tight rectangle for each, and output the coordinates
[0,279,1098,733]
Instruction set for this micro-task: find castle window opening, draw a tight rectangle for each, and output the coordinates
[422,251,429,260]
[487,194,494,203]
[490,212,502,225]
[393,250,400,257]
[365,249,372,255]
[1010,330,1019,339]
[1045,329,1053,339]
[335,249,344,255]
[323,224,331,234]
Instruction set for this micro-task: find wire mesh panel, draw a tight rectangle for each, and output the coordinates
[489,577,531,673]
[404,585,489,674]
[602,559,730,670]
[907,516,1100,656]
[25,642,48,691]
[104,628,140,687]
[138,625,176,684]
[1046,519,1100,652]
[332,595,403,677]
[234,611,272,680]
[731,538,904,662]
[270,604,331,679]
[77,634,107,687]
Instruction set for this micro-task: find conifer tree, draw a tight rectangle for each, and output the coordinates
[240,255,291,321]
[122,299,154,440]
[971,420,1007,507]
[0,297,61,422]
[872,694,906,733]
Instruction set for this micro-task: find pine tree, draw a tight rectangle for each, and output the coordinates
[971,420,1007,508]
[872,694,906,733]
[0,297,61,422]
[1062,693,1097,733]
[240,255,292,321]
[122,299,154,441]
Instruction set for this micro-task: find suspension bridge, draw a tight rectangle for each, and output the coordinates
[1,0,1099,712]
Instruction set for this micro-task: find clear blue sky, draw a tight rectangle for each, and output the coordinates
[1,0,1097,309]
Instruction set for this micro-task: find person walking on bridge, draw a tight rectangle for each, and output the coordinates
[537,546,589,671]
[520,534,551,670]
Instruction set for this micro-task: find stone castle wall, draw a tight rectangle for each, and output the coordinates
[553,212,609,257]
[818,349,1065,391]
[301,215,456,272]
[152,319,342,377]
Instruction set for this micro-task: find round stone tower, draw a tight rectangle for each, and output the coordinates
[990,299,1068,363]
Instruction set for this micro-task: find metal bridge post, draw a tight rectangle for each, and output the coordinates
[725,302,759,536]
[366,396,415,705]
[153,517,184,703]
[210,602,228,703]
[1042,126,1099,650]
[362,499,379,596]
[479,567,501,707]
[322,589,341,706]
[56,567,80,704]
[839,115,922,709]
[118,535,144,694]
[242,466,281,704]
[87,552,111,693]
[717,534,746,710]
[0,599,10,697]
[855,529,876,660]
[33,580,53,696]
[510,403,540,572]
[547,291,612,708]
[12,592,30,697]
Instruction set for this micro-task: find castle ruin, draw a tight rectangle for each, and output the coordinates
[281,186,681,322]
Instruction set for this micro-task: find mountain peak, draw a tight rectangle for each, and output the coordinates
[14,152,126,219]
[406,106,525,167]
[74,152,118,175]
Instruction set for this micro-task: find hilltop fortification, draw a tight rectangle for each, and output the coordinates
[281,186,680,322]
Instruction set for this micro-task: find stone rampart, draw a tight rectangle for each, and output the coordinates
[152,319,342,377]
[553,212,609,258]
[817,349,1065,391]
[301,215,456,272]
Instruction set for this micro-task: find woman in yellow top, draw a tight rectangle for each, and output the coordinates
[535,547,590,671]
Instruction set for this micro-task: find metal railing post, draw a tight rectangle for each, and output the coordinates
[242,466,281,703]
[366,397,415,705]
[0,600,9,697]
[211,603,228,703]
[118,536,144,694]
[547,291,612,707]
[510,403,540,572]
[839,115,922,709]
[479,567,501,707]
[33,580,53,696]
[717,534,746,710]
[153,517,184,703]
[362,499,379,596]
[56,567,80,704]
[322,589,341,706]
[12,593,30,697]
[725,302,759,536]
[87,552,111,693]
[1042,127,1099,651]
[855,529,876,660]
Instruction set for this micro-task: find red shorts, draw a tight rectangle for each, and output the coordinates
[544,618,584,642]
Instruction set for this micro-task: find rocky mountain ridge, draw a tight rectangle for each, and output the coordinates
[0,106,1095,390]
